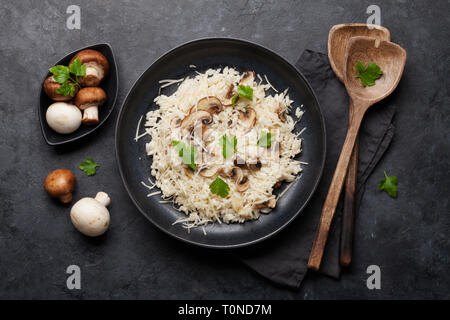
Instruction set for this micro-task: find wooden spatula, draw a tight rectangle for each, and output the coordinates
[327,24,391,267]
[308,36,406,271]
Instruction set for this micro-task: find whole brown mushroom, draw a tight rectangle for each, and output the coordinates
[70,49,109,87]
[74,87,107,125]
[43,76,79,101]
[44,169,76,204]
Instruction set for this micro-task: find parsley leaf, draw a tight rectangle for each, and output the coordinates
[355,61,383,87]
[172,140,197,171]
[56,81,76,96]
[48,58,86,97]
[220,134,237,158]
[69,57,86,77]
[378,171,397,198]
[79,158,99,176]
[49,65,70,84]
[237,85,253,100]
[231,85,253,106]
[257,131,273,147]
[231,94,239,106]
[209,176,230,198]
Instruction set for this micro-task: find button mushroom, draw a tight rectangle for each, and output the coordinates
[223,84,236,106]
[180,110,212,136]
[46,102,82,134]
[247,159,262,170]
[277,103,287,122]
[190,96,223,115]
[236,176,250,192]
[70,191,111,237]
[233,156,262,170]
[43,76,79,101]
[199,164,220,178]
[238,107,256,129]
[229,166,250,192]
[239,71,255,86]
[70,49,109,87]
[255,198,277,209]
[44,169,76,204]
[74,87,107,125]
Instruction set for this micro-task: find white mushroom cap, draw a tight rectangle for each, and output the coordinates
[70,192,110,237]
[46,102,82,134]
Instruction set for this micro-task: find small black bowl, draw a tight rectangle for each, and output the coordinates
[38,43,118,145]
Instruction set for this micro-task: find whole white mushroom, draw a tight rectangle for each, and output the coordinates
[46,102,82,134]
[70,192,111,237]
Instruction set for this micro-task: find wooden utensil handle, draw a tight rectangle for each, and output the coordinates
[308,107,366,271]
[340,138,358,267]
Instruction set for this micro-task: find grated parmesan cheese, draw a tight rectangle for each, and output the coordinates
[143,68,305,229]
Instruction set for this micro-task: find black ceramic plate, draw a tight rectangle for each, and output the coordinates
[116,38,325,248]
[39,43,118,145]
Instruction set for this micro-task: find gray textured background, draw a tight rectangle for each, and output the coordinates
[0,0,449,299]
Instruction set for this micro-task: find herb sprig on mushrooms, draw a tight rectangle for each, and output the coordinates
[49,58,86,97]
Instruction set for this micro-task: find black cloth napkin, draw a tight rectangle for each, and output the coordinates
[234,50,396,289]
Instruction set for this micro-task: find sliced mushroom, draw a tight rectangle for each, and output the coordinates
[238,107,256,128]
[239,71,255,86]
[229,166,243,183]
[236,176,249,192]
[191,96,223,115]
[277,103,287,122]
[199,165,219,178]
[223,84,236,106]
[255,198,277,209]
[218,168,228,179]
[233,156,246,167]
[247,159,262,170]
[228,167,249,192]
[233,157,262,170]
[180,110,212,136]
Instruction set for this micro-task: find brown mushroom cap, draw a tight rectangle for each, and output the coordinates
[223,84,236,106]
[277,103,287,122]
[236,176,250,192]
[44,169,76,203]
[70,49,110,87]
[180,110,212,136]
[255,198,276,209]
[228,166,250,192]
[199,165,220,178]
[239,71,255,86]
[238,107,257,128]
[191,96,223,115]
[43,76,79,101]
[74,87,107,110]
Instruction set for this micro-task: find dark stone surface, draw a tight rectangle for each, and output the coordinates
[0,0,448,299]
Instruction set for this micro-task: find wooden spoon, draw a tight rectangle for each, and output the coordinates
[328,24,391,267]
[308,36,406,271]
